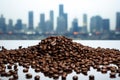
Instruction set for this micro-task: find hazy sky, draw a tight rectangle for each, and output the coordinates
[0,0,120,30]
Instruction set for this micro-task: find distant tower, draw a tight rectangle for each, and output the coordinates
[116,12,120,32]
[102,19,110,32]
[56,16,66,34]
[0,15,6,33]
[83,14,88,33]
[7,19,13,32]
[15,19,23,32]
[90,16,103,33]
[39,13,46,33]
[56,4,68,33]
[28,11,34,30]
[50,10,54,31]
[72,18,79,32]
[59,4,64,16]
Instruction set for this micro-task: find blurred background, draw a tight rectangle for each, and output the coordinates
[0,0,120,40]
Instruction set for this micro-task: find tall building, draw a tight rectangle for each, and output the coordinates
[72,18,79,32]
[116,12,120,32]
[83,14,88,33]
[28,11,34,30]
[90,16,103,33]
[15,19,23,32]
[49,10,54,31]
[102,19,110,32]
[56,4,68,33]
[45,20,53,33]
[39,13,46,33]
[56,16,66,34]
[7,19,13,32]
[59,4,64,16]
[63,13,68,31]
[0,15,6,33]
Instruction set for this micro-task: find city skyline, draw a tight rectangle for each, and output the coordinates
[0,0,120,30]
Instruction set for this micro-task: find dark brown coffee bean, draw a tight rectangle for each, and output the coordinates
[26,73,32,79]
[34,75,40,80]
[35,68,41,73]
[89,75,94,80]
[73,75,78,80]
[6,72,11,77]
[110,72,116,78]
[13,74,18,79]
[101,69,107,73]
[23,68,29,73]
[7,65,12,69]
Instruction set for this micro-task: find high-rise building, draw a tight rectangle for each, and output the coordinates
[45,20,53,33]
[102,19,110,32]
[63,13,68,31]
[90,16,103,33]
[83,14,87,33]
[0,15,6,33]
[56,16,66,34]
[39,13,46,33]
[116,12,120,32]
[28,11,34,30]
[49,10,54,31]
[72,18,79,32]
[59,4,64,16]
[15,19,23,32]
[56,4,68,33]
[7,19,13,32]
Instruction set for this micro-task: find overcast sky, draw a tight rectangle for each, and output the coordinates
[0,0,120,30]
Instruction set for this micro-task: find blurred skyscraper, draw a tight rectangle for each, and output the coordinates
[49,10,54,32]
[82,14,88,33]
[102,19,110,32]
[90,16,103,33]
[116,12,120,32]
[71,18,79,32]
[56,4,68,34]
[59,4,64,16]
[7,19,13,32]
[39,13,46,33]
[28,11,34,30]
[15,19,23,32]
[0,15,6,33]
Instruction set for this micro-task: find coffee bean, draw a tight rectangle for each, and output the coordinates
[89,75,94,80]
[23,68,29,73]
[26,73,32,79]
[73,75,78,80]
[110,72,116,78]
[34,75,40,80]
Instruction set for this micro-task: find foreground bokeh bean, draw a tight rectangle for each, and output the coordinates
[0,36,120,80]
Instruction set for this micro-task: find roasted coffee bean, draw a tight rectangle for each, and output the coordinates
[110,72,116,78]
[7,65,12,69]
[6,72,11,77]
[1,72,6,77]
[89,75,94,80]
[26,73,32,79]
[14,64,17,69]
[35,68,41,73]
[13,74,18,79]
[73,75,78,80]
[23,68,29,73]
[101,69,107,74]
[34,75,40,80]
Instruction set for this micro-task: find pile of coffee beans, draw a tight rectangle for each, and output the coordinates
[0,36,120,80]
